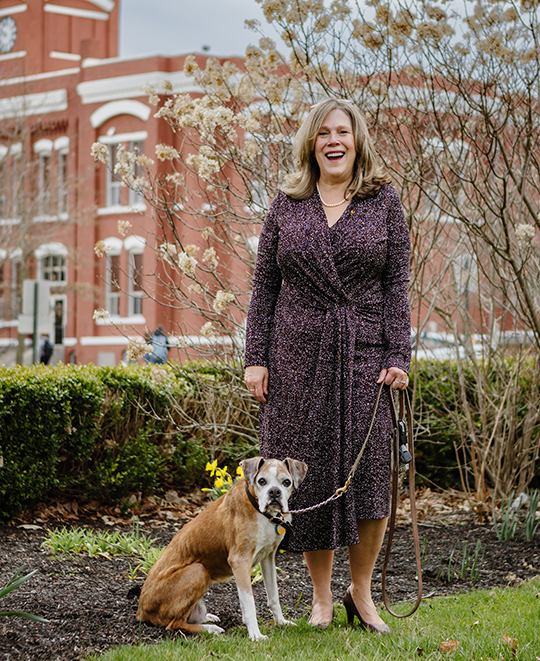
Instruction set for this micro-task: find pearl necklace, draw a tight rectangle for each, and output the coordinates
[316,183,350,207]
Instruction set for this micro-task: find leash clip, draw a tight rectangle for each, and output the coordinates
[398,419,412,464]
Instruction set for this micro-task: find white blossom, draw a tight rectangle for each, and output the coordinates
[515,223,536,246]
[155,144,180,161]
[126,338,153,361]
[200,321,216,338]
[184,244,200,258]
[117,220,132,237]
[178,252,198,276]
[159,242,178,265]
[202,247,219,270]
[94,240,111,257]
[212,290,235,313]
[93,308,111,321]
[91,142,109,164]
[141,84,160,105]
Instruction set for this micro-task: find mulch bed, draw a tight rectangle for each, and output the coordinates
[1,491,539,661]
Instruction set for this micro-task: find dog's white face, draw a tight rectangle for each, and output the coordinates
[240,457,308,515]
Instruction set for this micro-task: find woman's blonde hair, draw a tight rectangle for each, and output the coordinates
[282,98,391,200]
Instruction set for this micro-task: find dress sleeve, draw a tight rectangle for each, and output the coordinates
[244,192,283,368]
[382,187,412,373]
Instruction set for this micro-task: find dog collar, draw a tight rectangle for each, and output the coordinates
[244,482,294,538]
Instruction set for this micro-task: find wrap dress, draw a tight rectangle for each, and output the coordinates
[244,184,411,552]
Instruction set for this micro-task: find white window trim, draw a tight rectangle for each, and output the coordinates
[98,130,148,144]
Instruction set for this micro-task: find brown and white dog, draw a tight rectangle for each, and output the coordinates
[137,456,308,641]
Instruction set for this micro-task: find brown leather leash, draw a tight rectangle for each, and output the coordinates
[382,385,423,617]
[288,381,423,618]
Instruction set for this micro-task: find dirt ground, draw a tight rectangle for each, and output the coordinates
[1,489,539,661]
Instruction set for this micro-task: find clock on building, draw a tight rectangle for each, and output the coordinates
[0,16,17,54]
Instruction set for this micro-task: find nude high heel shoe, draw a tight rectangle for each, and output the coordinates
[343,588,391,634]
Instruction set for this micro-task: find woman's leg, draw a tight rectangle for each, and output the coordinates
[347,517,388,625]
[303,549,334,625]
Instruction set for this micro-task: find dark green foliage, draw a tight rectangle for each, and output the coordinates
[0,365,210,522]
[1,360,538,523]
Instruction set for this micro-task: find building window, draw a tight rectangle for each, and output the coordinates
[128,251,143,315]
[11,259,22,318]
[0,151,6,219]
[41,254,66,282]
[0,261,4,320]
[128,140,145,206]
[57,150,68,215]
[98,131,148,210]
[106,252,121,316]
[106,143,122,207]
[11,151,21,219]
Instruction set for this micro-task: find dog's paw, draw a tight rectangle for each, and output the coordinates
[276,618,296,627]
[249,631,268,642]
[205,613,221,623]
[202,624,225,635]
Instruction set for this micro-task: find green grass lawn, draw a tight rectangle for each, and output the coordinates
[88,578,540,661]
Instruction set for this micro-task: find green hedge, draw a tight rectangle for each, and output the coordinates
[0,365,214,523]
[1,360,538,523]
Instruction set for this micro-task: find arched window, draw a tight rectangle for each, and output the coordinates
[103,237,123,316]
[35,243,68,283]
[124,235,145,317]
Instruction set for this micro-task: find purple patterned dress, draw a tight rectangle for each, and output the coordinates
[244,185,411,552]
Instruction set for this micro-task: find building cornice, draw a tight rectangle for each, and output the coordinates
[77,70,201,105]
[0,88,67,120]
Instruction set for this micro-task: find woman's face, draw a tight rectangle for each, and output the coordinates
[314,109,356,185]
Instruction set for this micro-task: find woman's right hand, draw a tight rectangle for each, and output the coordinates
[244,366,269,403]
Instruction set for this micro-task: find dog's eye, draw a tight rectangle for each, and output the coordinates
[282,479,292,488]
[257,477,267,486]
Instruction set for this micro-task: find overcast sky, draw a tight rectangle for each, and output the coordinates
[119,0,276,59]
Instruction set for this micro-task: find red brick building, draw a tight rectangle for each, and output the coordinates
[0,0,214,365]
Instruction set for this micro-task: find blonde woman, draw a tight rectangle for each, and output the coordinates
[244,98,411,633]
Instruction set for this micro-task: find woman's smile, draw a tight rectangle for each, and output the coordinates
[315,109,356,184]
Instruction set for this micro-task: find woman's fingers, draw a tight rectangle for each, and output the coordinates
[377,368,408,390]
[244,366,269,403]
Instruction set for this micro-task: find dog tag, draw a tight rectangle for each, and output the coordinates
[275,524,286,535]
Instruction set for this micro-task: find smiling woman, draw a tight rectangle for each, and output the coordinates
[244,97,411,632]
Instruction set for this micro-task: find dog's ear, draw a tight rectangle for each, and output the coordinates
[240,457,265,486]
[283,458,308,489]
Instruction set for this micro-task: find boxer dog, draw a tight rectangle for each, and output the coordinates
[137,456,308,641]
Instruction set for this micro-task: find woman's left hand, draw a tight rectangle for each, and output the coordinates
[377,367,409,390]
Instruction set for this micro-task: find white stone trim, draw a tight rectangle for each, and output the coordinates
[98,130,148,144]
[102,236,123,253]
[124,235,145,252]
[10,142,22,155]
[44,4,109,20]
[54,136,69,151]
[0,50,26,62]
[0,4,27,17]
[0,67,79,88]
[34,242,68,259]
[77,70,200,105]
[49,51,81,62]
[0,89,67,120]
[0,145,7,159]
[72,0,114,11]
[97,202,146,216]
[33,138,53,155]
[89,100,150,128]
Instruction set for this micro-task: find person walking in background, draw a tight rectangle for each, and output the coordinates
[39,334,54,365]
[144,325,169,364]
[244,98,411,633]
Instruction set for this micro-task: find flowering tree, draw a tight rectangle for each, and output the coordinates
[92,0,540,499]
